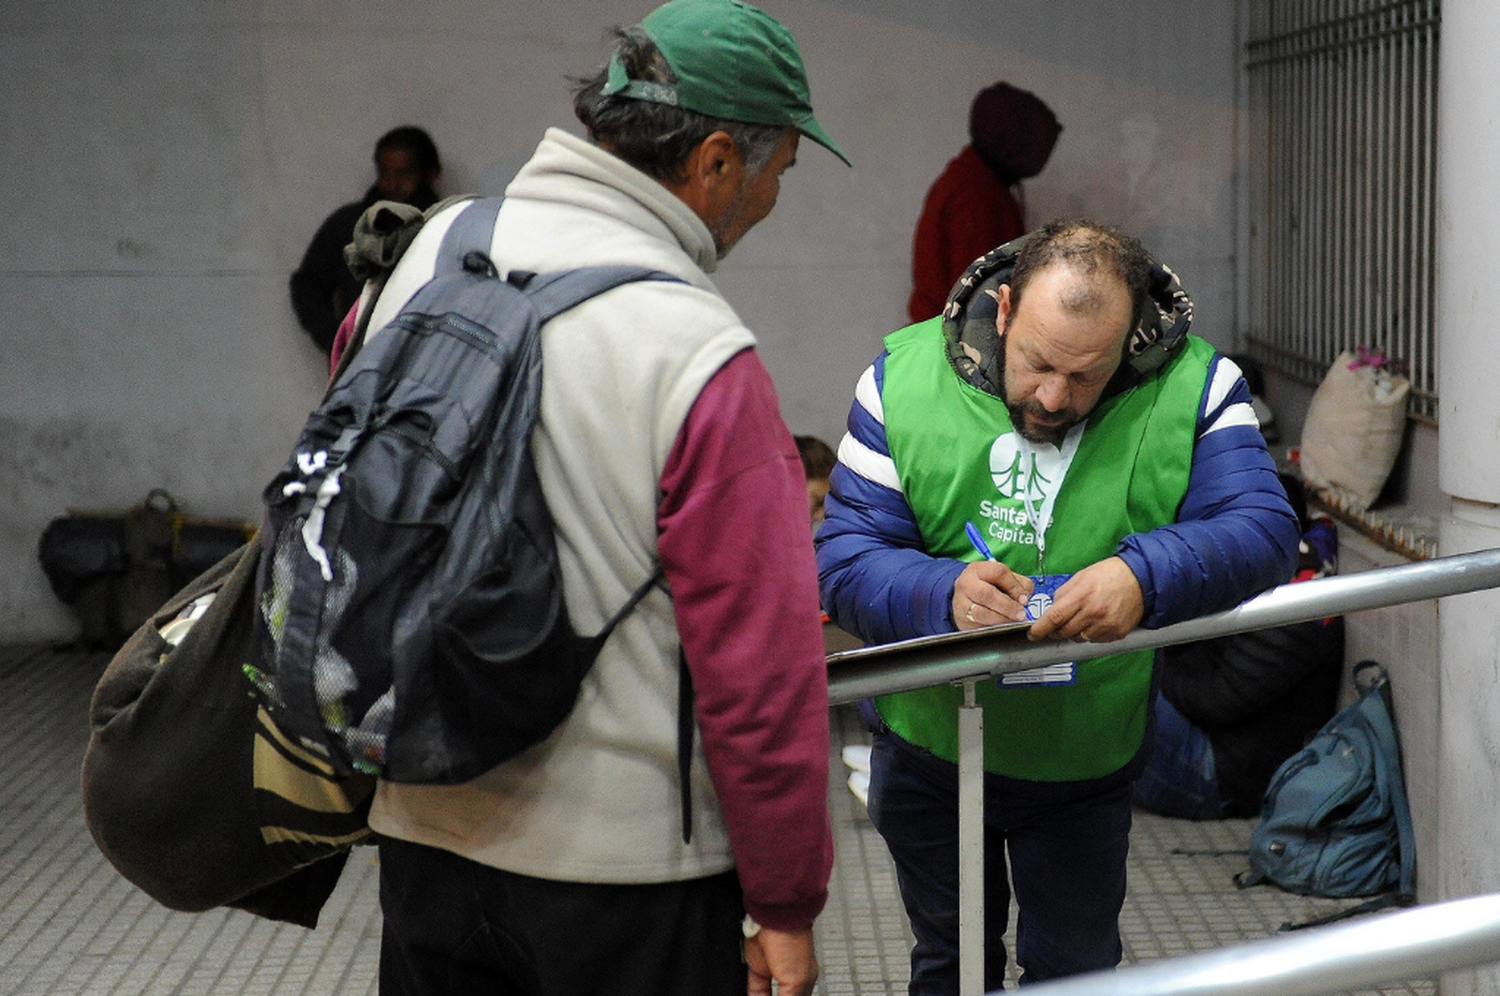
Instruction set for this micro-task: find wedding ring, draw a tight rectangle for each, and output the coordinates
[1079,633,1092,643]
[965,602,977,624]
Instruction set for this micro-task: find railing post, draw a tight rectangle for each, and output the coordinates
[958,678,985,995]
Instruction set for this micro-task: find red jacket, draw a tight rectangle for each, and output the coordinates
[907,145,1025,324]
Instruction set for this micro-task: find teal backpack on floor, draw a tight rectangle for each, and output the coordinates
[1235,660,1416,929]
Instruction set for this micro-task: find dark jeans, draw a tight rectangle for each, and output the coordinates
[378,836,746,996]
[1133,692,1227,820]
[867,729,1132,993]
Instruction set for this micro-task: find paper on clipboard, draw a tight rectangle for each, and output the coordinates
[824,616,1033,668]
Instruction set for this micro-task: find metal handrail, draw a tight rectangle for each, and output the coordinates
[825,547,1500,994]
[1020,891,1500,996]
[826,547,1500,705]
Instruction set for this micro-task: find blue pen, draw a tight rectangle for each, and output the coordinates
[966,521,1046,623]
[964,520,996,561]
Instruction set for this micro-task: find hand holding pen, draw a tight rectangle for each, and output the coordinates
[952,521,1034,631]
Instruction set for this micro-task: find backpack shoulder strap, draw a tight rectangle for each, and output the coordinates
[516,265,691,839]
[1356,663,1418,901]
[521,266,685,324]
[435,197,504,276]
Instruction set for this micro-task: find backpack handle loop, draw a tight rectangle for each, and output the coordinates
[1352,658,1388,693]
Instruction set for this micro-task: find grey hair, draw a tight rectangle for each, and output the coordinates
[573,27,786,183]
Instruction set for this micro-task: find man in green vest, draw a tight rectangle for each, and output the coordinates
[817,219,1299,992]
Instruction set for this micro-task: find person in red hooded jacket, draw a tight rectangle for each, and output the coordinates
[907,82,1062,323]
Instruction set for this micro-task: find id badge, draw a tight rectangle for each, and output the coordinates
[999,573,1077,688]
[1024,573,1072,623]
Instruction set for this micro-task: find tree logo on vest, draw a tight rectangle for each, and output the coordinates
[990,432,1064,504]
[985,432,1080,687]
[973,432,1053,549]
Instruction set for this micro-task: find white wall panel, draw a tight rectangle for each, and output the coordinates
[0,0,1238,640]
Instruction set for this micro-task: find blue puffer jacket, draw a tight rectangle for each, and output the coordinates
[817,350,1300,646]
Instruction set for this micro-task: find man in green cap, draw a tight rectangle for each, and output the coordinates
[363,2,847,995]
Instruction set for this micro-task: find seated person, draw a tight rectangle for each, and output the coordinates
[795,434,836,528]
[1134,475,1343,819]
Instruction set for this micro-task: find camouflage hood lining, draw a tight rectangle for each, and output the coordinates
[938,236,1195,398]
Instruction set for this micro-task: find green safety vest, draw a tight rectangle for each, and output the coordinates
[877,318,1214,780]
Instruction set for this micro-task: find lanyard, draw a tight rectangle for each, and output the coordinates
[1014,423,1084,574]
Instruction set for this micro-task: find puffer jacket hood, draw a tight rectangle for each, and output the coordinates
[938,232,1195,401]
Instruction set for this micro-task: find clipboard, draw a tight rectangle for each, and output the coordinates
[825,617,1033,667]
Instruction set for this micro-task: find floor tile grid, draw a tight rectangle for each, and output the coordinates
[815,705,918,995]
[0,647,1440,995]
[821,703,1435,995]
[0,648,119,995]
[1124,815,1434,995]
[0,648,372,996]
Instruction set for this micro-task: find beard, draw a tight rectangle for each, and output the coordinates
[1007,398,1080,446]
[998,330,1087,447]
[708,179,750,260]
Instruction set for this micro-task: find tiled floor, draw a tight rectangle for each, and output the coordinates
[0,646,1435,995]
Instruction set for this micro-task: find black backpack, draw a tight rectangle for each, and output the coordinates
[250,197,675,784]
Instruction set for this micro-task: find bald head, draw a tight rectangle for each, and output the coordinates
[1052,272,1123,319]
[1008,219,1152,337]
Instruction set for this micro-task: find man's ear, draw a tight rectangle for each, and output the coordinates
[996,283,1013,330]
[689,131,740,186]
[669,130,742,224]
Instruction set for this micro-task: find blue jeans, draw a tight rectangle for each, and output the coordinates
[867,729,1132,993]
[1132,693,1226,820]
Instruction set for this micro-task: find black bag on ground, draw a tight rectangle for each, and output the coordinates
[40,490,177,649]
[81,534,373,928]
[250,197,672,784]
[37,514,127,604]
[39,489,254,650]
[1235,660,1416,929]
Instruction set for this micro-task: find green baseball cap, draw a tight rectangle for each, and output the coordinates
[602,0,850,166]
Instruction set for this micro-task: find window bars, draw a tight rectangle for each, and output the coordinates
[1244,0,1440,422]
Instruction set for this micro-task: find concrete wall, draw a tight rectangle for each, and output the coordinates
[0,0,1239,641]
[1434,2,1500,993]
[1337,531,1441,902]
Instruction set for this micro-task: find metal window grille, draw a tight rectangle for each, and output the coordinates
[1244,0,1440,421]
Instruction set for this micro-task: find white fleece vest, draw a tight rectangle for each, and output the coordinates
[367,129,755,883]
